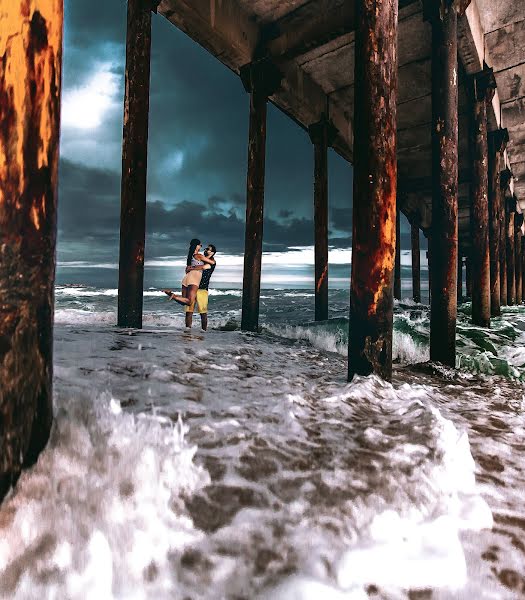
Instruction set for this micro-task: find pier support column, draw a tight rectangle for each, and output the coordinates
[488,130,508,316]
[500,169,512,305]
[0,0,63,500]
[466,257,472,298]
[411,223,421,303]
[457,254,463,304]
[522,236,525,303]
[506,200,515,305]
[348,0,398,381]
[469,67,495,327]
[394,210,402,300]
[515,213,523,305]
[425,0,467,366]
[309,117,337,321]
[118,0,152,328]
[240,60,282,332]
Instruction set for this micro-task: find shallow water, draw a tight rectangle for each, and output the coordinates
[0,287,524,598]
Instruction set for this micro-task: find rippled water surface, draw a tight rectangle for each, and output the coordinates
[0,286,524,599]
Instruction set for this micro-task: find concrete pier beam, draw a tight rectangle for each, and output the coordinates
[308,117,337,322]
[117,0,152,328]
[469,67,495,327]
[0,0,63,500]
[426,0,464,366]
[240,59,282,332]
[488,129,509,316]
[411,223,421,303]
[348,0,398,381]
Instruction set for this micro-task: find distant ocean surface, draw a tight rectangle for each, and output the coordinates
[1,274,524,599]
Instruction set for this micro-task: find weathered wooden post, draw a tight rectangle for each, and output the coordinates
[457,253,463,304]
[308,117,337,321]
[466,257,472,298]
[394,210,402,300]
[425,0,467,365]
[118,0,153,328]
[0,0,63,500]
[500,168,512,305]
[348,0,398,380]
[506,197,515,305]
[488,129,508,316]
[240,59,282,332]
[411,223,421,303]
[469,67,495,327]
[515,212,523,305]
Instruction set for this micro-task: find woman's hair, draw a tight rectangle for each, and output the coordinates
[187,238,201,266]
[208,244,217,254]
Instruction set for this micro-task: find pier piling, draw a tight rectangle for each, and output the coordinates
[348,0,398,381]
[488,129,508,316]
[500,168,512,305]
[506,200,515,305]
[469,67,494,327]
[515,213,523,305]
[522,236,525,304]
[426,0,461,366]
[0,0,63,500]
[457,254,463,304]
[394,210,402,301]
[240,60,281,332]
[118,0,152,328]
[411,223,421,303]
[309,117,337,322]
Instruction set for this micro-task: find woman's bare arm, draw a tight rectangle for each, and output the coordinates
[194,253,216,265]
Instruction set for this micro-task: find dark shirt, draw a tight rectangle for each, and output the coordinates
[199,263,216,290]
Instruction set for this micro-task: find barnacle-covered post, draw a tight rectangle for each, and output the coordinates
[240,59,282,332]
[0,0,63,500]
[308,117,337,321]
[424,0,470,366]
[348,0,398,380]
[118,0,152,328]
[469,66,495,327]
[411,223,421,303]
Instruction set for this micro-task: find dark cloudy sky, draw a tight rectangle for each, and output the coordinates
[57,1,422,287]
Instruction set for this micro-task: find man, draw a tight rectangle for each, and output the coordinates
[184,244,216,330]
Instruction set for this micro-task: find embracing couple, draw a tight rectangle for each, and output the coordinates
[163,239,217,331]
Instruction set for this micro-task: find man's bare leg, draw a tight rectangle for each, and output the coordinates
[200,313,208,331]
[186,311,193,328]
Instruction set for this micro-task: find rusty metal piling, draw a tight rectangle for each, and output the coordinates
[469,68,494,327]
[426,0,460,366]
[309,117,337,321]
[240,60,281,332]
[348,0,398,380]
[0,0,63,500]
[118,0,152,328]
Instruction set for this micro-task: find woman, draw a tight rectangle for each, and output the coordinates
[162,238,214,307]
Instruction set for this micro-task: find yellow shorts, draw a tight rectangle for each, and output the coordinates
[185,289,209,314]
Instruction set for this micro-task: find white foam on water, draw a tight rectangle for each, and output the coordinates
[0,393,210,599]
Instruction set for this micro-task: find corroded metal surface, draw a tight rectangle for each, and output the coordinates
[429,1,459,366]
[411,223,421,302]
[469,69,494,327]
[348,0,398,381]
[118,0,152,328]
[0,0,63,500]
